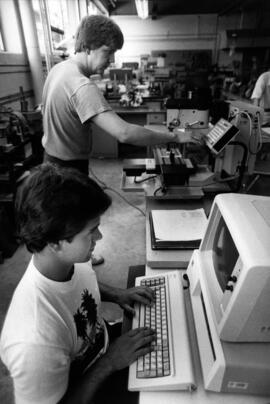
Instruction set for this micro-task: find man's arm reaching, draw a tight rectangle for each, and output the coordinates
[92,110,179,146]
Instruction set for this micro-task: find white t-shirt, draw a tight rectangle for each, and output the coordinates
[0,258,108,404]
[251,71,270,124]
[42,58,112,160]
[251,71,270,109]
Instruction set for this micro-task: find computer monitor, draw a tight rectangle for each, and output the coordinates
[187,193,270,395]
[194,193,270,343]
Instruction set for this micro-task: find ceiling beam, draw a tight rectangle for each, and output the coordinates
[91,0,109,15]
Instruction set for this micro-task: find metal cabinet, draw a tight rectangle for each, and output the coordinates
[146,112,166,125]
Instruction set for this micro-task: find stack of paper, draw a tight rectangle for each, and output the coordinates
[149,209,208,250]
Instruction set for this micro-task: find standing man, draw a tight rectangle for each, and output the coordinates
[42,15,179,265]
[251,68,270,125]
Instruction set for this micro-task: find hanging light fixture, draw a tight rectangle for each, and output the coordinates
[135,0,149,19]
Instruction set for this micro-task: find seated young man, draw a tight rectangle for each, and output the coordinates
[0,163,155,404]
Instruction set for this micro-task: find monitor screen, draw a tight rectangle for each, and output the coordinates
[212,216,239,292]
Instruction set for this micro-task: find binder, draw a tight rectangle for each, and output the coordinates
[149,209,207,250]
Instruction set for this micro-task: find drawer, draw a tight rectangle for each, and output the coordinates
[147,112,166,125]
[145,101,161,110]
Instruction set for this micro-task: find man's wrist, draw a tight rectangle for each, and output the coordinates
[167,131,177,142]
[98,353,115,375]
[107,286,123,304]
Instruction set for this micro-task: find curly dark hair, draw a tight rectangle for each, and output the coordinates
[74,15,124,53]
[15,163,111,253]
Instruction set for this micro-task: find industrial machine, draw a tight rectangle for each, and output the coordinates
[122,118,240,197]
[122,100,263,197]
[166,98,209,130]
[222,100,263,176]
[123,146,196,187]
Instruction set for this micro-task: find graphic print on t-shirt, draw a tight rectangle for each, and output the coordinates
[73,288,105,372]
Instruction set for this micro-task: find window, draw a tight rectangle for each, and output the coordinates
[0,30,4,52]
[47,0,69,50]
[0,0,22,53]
[32,0,70,56]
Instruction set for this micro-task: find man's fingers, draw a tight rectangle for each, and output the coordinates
[129,328,156,351]
[136,286,155,300]
[127,327,155,338]
[131,288,155,306]
[133,295,154,306]
[134,333,156,350]
[134,345,155,359]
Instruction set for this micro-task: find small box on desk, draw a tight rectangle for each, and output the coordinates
[146,208,207,269]
[146,218,192,269]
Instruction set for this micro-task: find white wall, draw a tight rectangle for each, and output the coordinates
[111,11,268,68]
[1,6,269,109]
[0,53,36,110]
[112,15,218,65]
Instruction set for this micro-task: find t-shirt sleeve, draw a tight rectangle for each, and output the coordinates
[251,74,266,99]
[70,82,112,124]
[7,343,70,404]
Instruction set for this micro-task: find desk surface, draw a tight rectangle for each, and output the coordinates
[139,266,270,404]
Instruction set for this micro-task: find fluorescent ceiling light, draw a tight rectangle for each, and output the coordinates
[135,0,149,19]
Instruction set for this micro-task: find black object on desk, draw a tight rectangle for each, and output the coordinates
[153,146,197,186]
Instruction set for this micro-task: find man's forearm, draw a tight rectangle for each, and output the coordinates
[59,354,114,404]
[122,123,177,146]
[98,282,122,304]
[93,110,177,146]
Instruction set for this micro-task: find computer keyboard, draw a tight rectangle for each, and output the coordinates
[128,270,196,392]
[137,276,171,378]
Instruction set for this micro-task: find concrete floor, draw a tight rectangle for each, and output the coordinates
[0,156,270,403]
[0,158,146,404]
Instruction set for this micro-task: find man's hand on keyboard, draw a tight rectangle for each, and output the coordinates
[105,327,156,371]
[114,286,155,316]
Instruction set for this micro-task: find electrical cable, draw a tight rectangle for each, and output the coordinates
[88,165,146,217]
[88,165,107,188]
[134,175,157,184]
[239,110,262,155]
[191,174,240,187]
[203,174,240,186]
[248,112,262,155]
[230,110,262,158]
[153,186,164,196]
[106,186,146,216]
